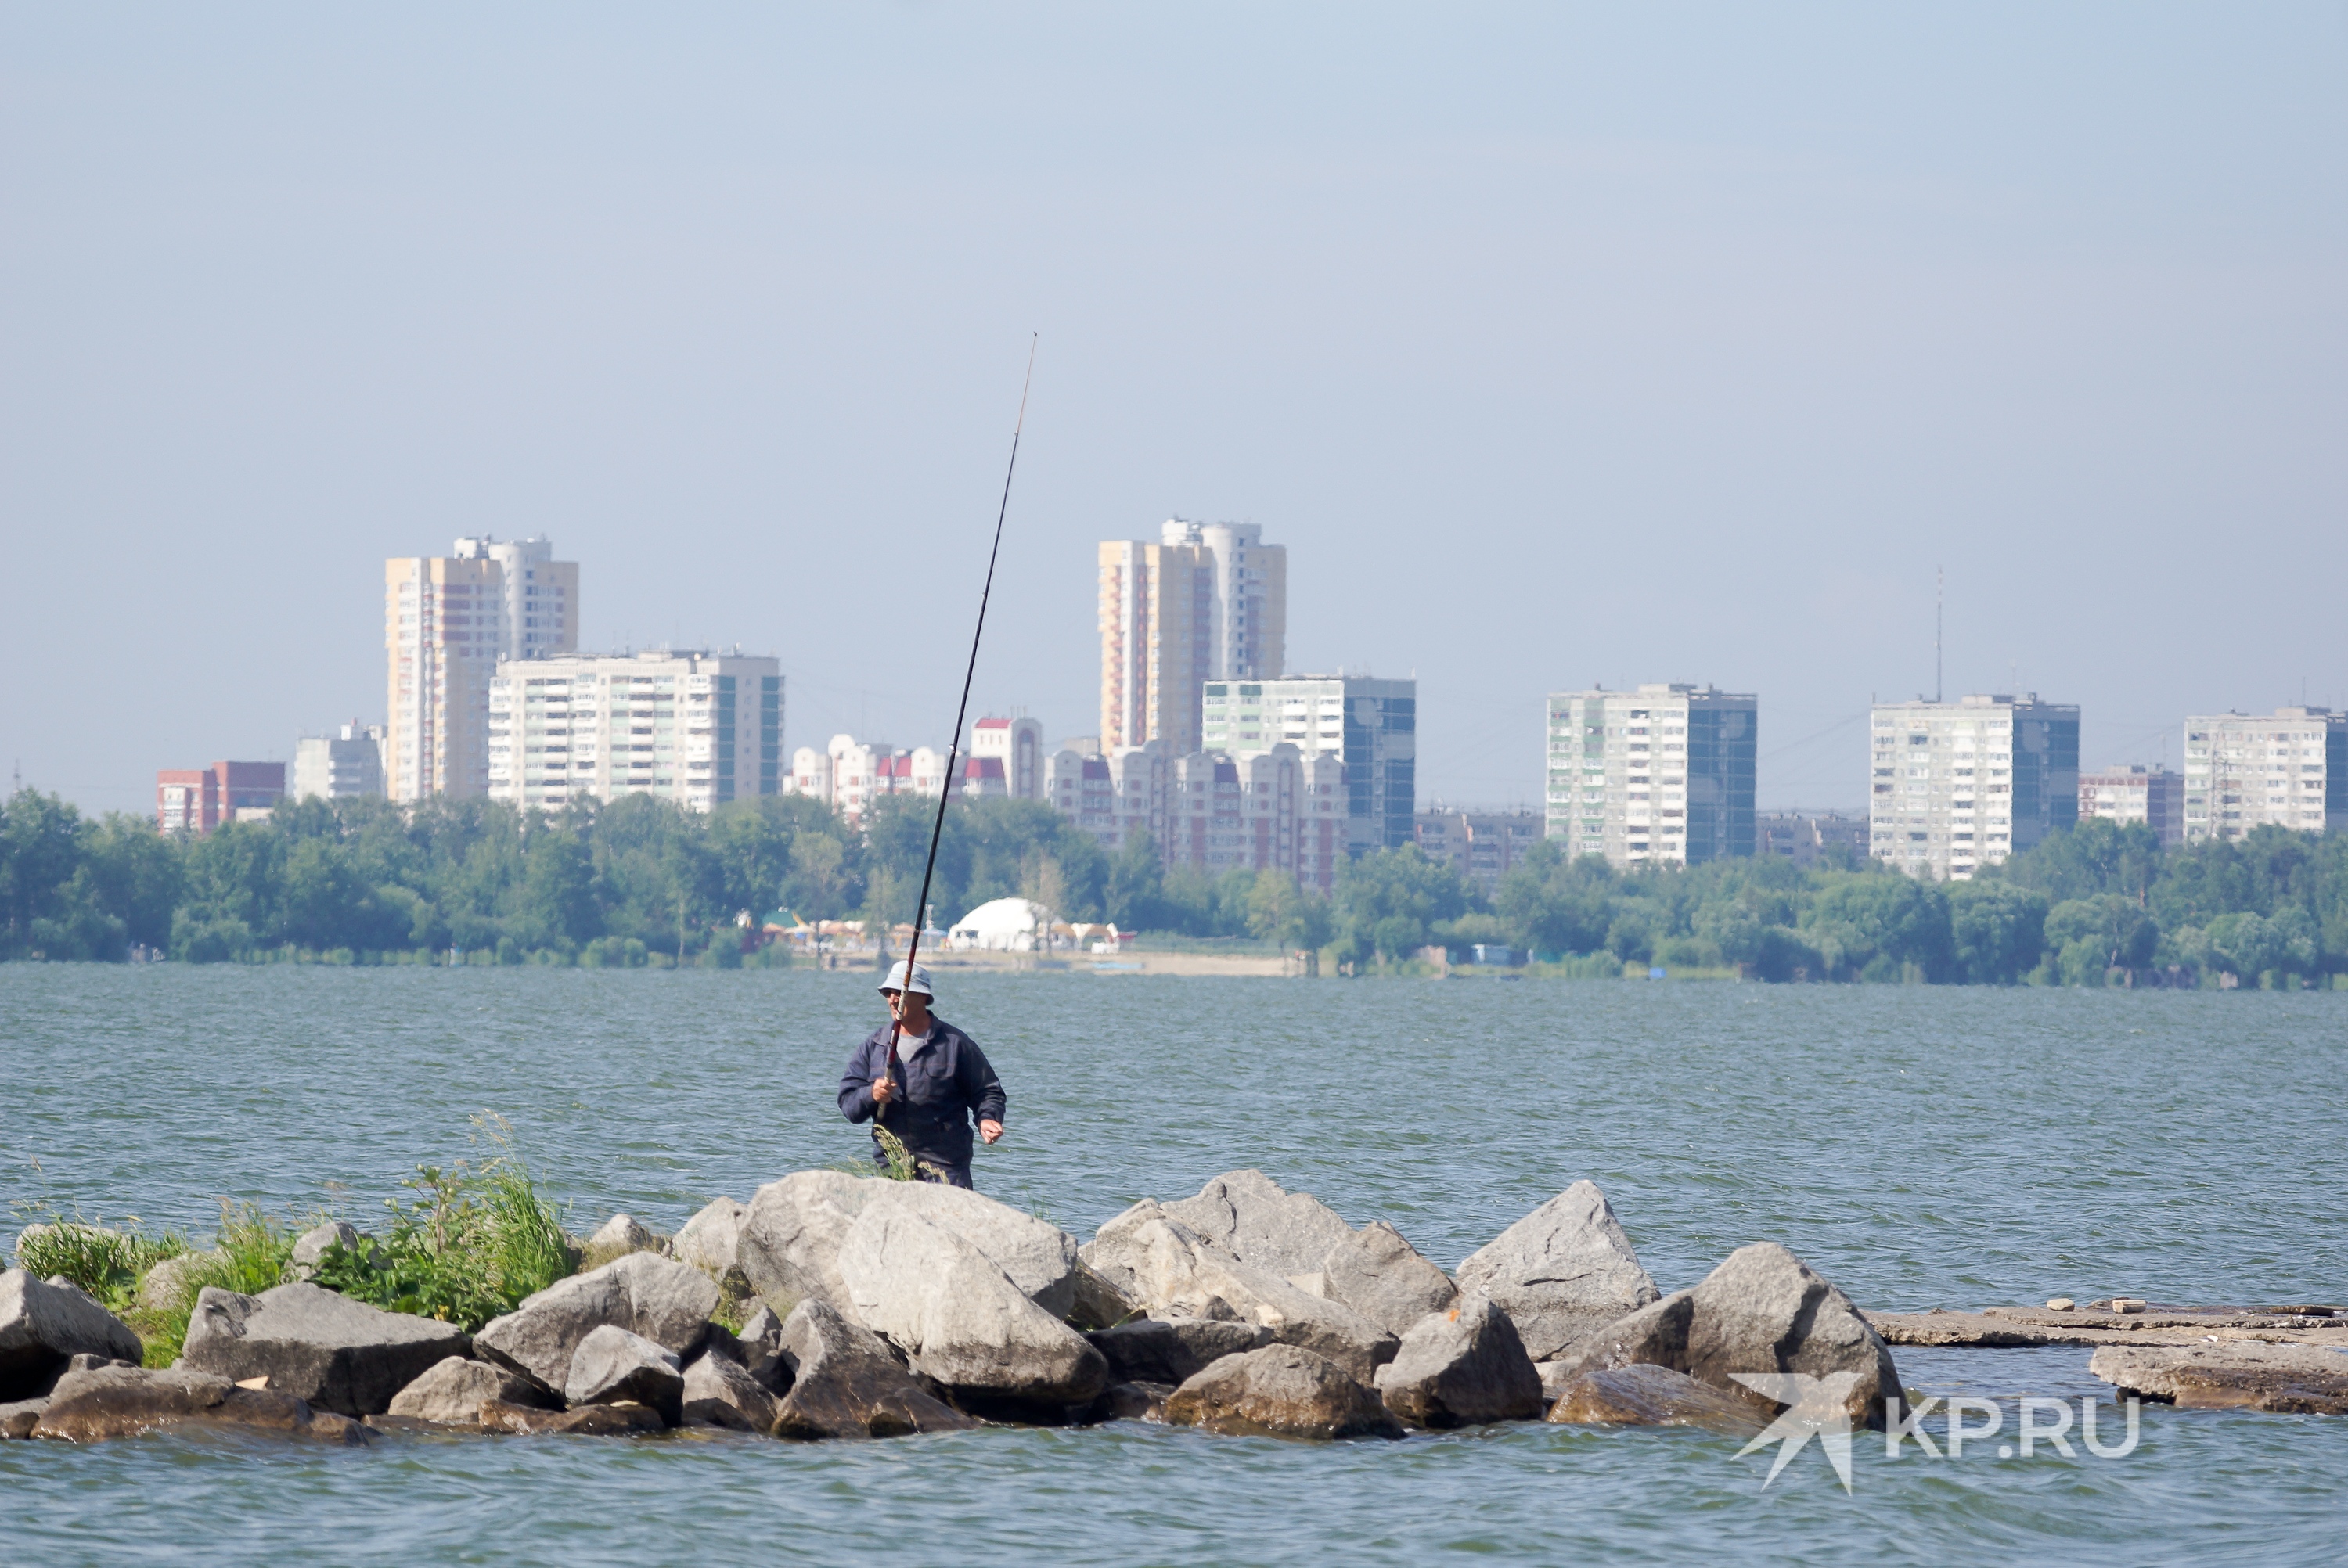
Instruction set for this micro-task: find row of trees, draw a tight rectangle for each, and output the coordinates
[2,787,2343,984]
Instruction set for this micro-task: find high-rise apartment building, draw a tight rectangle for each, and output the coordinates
[486,649,781,814]
[385,552,503,800]
[2078,765,2184,846]
[1201,674,1416,851]
[293,723,387,801]
[1097,538,1212,755]
[1544,685,1756,868]
[2181,708,2346,843]
[455,535,578,662]
[1867,693,2077,879]
[1159,519,1286,681]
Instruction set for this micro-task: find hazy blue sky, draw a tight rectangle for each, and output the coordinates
[5,3,2342,816]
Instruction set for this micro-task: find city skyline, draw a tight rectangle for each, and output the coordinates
[5,9,2342,818]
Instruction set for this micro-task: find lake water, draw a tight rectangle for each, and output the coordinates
[4,966,2344,1565]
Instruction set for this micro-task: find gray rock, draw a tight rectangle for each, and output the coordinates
[1452,1182,1660,1362]
[2090,1343,2348,1414]
[0,1270,145,1401]
[1546,1363,1766,1433]
[1068,1259,1140,1331]
[1162,1344,1404,1440]
[674,1197,754,1311]
[474,1251,718,1392]
[838,1203,1105,1404]
[734,1304,791,1394]
[2,1397,46,1439]
[682,1345,784,1431]
[1375,1294,1543,1428]
[1536,1359,1577,1404]
[1561,1242,1901,1430]
[1079,1201,1399,1382]
[30,1361,366,1444]
[481,1396,665,1435]
[770,1299,979,1440]
[136,1252,218,1314]
[384,1356,556,1426]
[1323,1221,1459,1338]
[1100,1380,1172,1421]
[566,1324,686,1426]
[1161,1169,1358,1279]
[180,1282,472,1417]
[288,1221,366,1282]
[579,1214,668,1271]
[1086,1317,1274,1386]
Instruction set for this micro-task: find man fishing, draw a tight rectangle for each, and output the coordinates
[837,960,1004,1189]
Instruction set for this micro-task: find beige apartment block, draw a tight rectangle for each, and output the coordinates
[1159,519,1285,681]
[2079,764,2183,846]
[487,649,782,814]
[384,553,505,800]
[1545,684,1756,869]
[456,534,578,661]
[1202,674,1417,851]
[1097,538,1212,755]
[1867,694,2078,879]
[2181,707,2346,843]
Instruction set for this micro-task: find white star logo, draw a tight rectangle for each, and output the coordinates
[1730,1371,1862,1492]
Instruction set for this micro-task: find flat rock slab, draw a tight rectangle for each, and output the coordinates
[31,1363,367,1444]
[2091,1343,2348,1415]
[1867,1310,2348,1349]
[1547,1364,1764,1435]
[1163,1344,1403,1440]
[180,1282,471,1416]
[0,1271,145,1401]
[481,1397,668,1435]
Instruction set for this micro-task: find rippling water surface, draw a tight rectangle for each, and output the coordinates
[3,966,2343,1564]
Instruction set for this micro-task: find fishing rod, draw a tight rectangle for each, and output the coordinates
[879,334,1039,1118]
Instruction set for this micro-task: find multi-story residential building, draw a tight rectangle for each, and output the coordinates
[156,761,284,835]
[1867,693,2078,879]
[454,535,578,662]
[1413,808,1544,897]
[487,649,781,813]
[1756,811,1867,868]
[292,723,386,801]
[1544,684,1756,868]
[1201,674,1417,851]
[1159,519,1286,681]
[971,716,1045,800]
[1097,538,1212,755]
[1047,739,1349,890]
[783,733,1005,823]
[2078,765,2184,846]
[385,551,504,800]
[2181,708,2346,843]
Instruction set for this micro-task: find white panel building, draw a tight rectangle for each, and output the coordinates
[1201,674,1416,851]
[488,649,781,813]
[293,723,387,801]
[1544,684,1757,869]
[2182,708,2346,843]
[1159,518,1286,682]
[1867,693,2079,879]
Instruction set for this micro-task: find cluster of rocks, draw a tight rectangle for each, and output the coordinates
[4,1170,1916,1444]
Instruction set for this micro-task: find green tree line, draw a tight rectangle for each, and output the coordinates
[3,787,2343,985]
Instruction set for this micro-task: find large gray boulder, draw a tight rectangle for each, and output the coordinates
[1561,1242,1900,1430]
[674,1197,754,1310]
[1079,1201,1399,1381]
[1086,1317,1273,1386]
[682,1345,785,1431]
[179,1282,468,1416]
[0,1271,145,1400]
[1452,1182,1658,1362]
[2090,1342,2348,1414]
[474,1251,718,1392]
[31,1361,366,1444]
[385,1356,556,1425]
[738,1171,1082,1326]
[1162,1344,1403,1440]
[566,1324,685,1426]
[1546,1363,1765,1433]
[137,1253,218,1313]
[288,1221,368,1282]
[838,1203,1105,1404]
[1162,1170,1356,1278]
[769,1299,978,1440]
[1374,1294,1543,1428]
[1322,1221,1459,1337]
[579,1213,668,1271]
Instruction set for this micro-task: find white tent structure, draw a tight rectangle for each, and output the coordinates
[949,897,1055,952]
